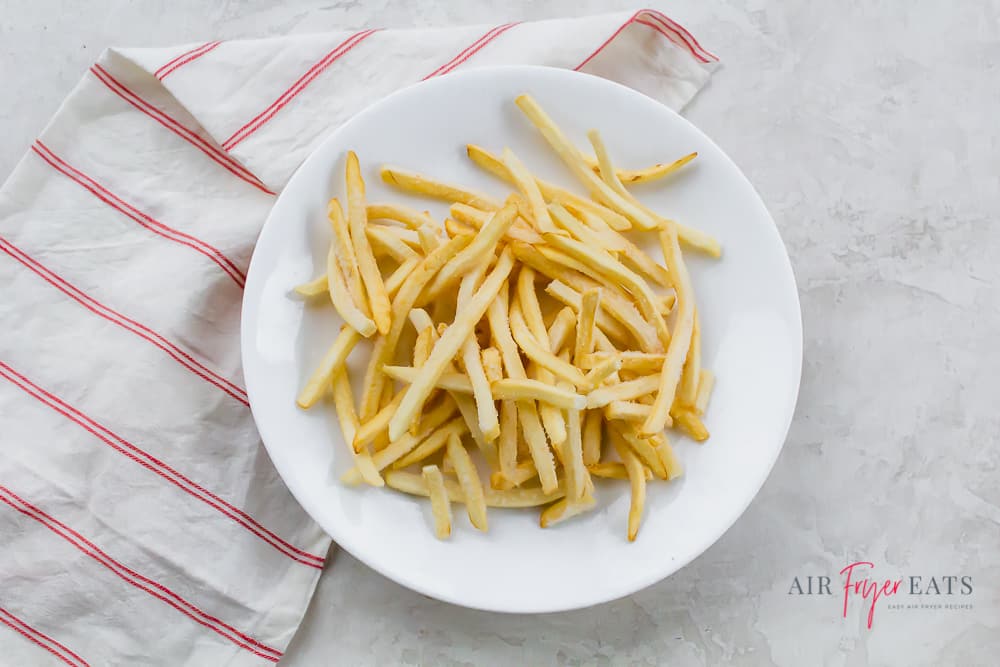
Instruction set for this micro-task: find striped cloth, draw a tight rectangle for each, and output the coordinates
[0,9,716,666]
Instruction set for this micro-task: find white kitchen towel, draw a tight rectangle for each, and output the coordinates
[0,9,716,666]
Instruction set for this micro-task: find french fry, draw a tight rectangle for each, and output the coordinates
[384,470,564,507]
[491,378,586,410]
[670,407,710,442]
[694,369,715,415]
[574,287,601,364]
[588,461,652,480]
[582,409,603,466]
[497,398,519,482]
[384,256,420,298]
[517,267,568,447]
[444,216,477,239]
[586,373,660,409]
[678,312,701,408]
[582,355,621,391]
[652,433,684,480]
[326,240,377,337]
[297,326,362,409]
[641,226,696,437]
[539,493,596,528]
[422,465,452,539]
[546,307,577,354]
[346,152,391,335]
[462,334,500,442]
[509,304,586,387]
[487,283,558,493]
[327,198,368,312]
[366,225,419,263]
[612,433,646,541]
[330,369,384,487]
[422,203,517,302]
[564,409,588,502]
[382,365,473,393]
[549,202,624,253]
[603,400,650,422]
[388,248,515,441]
[502,148,557,233]
[354,391,454,453]
[293,274,327,298]
[490,461,538,490]
[381,165,501,210]
[367,203,435,229]
[481,347,503,383]
[446,433,488,531]
[583,151,697,184]
[580,351,665,373]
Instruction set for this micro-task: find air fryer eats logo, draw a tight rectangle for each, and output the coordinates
[788,561,973,629]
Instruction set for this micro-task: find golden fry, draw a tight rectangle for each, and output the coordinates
[346,152,391,335]
[583,151,697,184]
[503,148,557,233]
[694,369,715,415]
[381,165,501,210]
[293,274,327,298]
[491,378,586,410]
[582,409,603,466]
[574,287,601,364]
[297,326,362,409]
[612,433,646,541]
[367,203,435,229]
[422,465,452,539]
[446,433,488,531]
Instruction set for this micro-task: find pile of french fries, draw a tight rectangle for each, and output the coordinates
[295,94,717,541]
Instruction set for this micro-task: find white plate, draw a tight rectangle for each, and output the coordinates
[241,66,802,613]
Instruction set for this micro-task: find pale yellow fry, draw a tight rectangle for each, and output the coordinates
[446,433,487,531]
[366,225,419,263]
[588,130,720,256]
[422,465,452,539]
[326,242,377,337]
[604,400,650,422]
[509,304,586,387]
[671,407,710,442]
[587,461,652,480]
[462,334,500,442]
[293,274,327,298]
[487,283,558,493]
[346,152,391,335]
[481,347,503,383]
[380,165,500,210]
[582,355,622,392]
[678,312,701,407]
[586,374,660,409]
[515,95,661,230]
[444,217,477,239]
[449,202,542,244]
[392,417,468,470]
[327,198,367,313]
[583,151,697,184]
[539,494,596,528]
[385,470,564,507]
[354,391,453,453]
[331,369,384,487]
[612,434,646,541]
[407,308,435,336]
[543,232,669,348]
[497,399,518,481]
[580,351,665,373]
[574,287,601,365]
[582,409,603,466]
[546,307,577,355]
[491,378,586,410]
[296,326,362,409]
[413,327,433,368]
[366,203,434,229]
[384,256,420,298]
[389,249,515,441]
[613,423,668,479]
[652,433,685,480]
[490,461,537,490]
[417,224,441,253]
[372,224,422,251]
[465,143,631,231]
[549,202,624,253]
[564,409,588,502]
[517,267,567,447]
[694,369,715,415]
[422,203,517,302]
[502,148,557,233]
[358,337,387,422]
[642,227,696,436]
[382,365,473,393]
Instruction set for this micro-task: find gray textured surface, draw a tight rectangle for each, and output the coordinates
[3,1,998,665]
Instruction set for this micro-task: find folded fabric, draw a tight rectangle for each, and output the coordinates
[0,9,716,665]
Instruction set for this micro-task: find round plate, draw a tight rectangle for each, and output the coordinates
[241,66,802,613]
